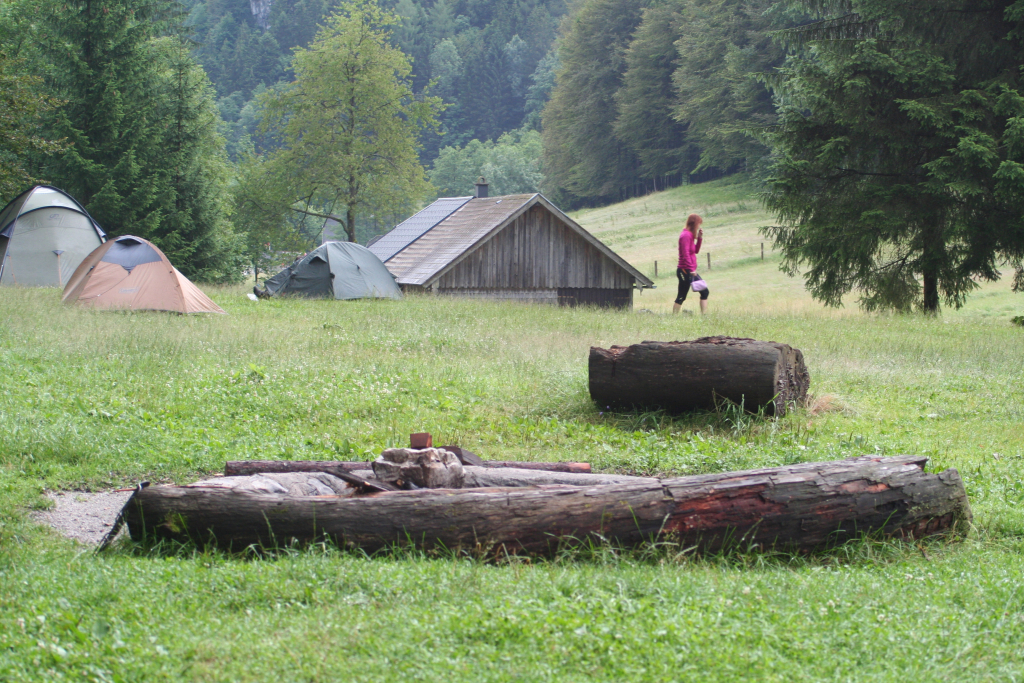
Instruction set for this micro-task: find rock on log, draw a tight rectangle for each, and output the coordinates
[224,460,592,477]
[126,455,969,556]
[589,336,810,416]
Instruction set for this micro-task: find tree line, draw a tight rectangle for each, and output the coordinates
[540,0,795,208]
[3,0,1023,311]
[540,0,1024,312]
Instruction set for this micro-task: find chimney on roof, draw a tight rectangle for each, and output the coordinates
[474,176,489,199]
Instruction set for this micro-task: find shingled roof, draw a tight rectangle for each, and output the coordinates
[372,193,653,288]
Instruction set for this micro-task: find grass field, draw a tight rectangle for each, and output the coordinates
[2,177,1023,681]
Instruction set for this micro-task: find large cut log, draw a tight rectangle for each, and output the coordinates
[126,455,969,556]
[589,336,810,416]
[224,460,592,477]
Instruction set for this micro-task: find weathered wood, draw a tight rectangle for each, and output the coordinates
[373,448,465,489]
[462,467,658,488]
[479,461,591,473]
[128,455,969,556]
[224,460,592,477]
[589,336,810,416]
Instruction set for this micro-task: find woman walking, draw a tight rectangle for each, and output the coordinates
[673,213,709,314]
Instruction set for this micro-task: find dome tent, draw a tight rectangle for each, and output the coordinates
[62,235,225,314]
[262,241,401,300]
[0,185,106,287]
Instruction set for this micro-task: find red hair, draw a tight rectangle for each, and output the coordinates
[685,213,702,235]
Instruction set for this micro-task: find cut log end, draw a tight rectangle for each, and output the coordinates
[589,336,810,416]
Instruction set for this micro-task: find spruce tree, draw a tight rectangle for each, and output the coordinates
[0,51,66,199]
[614,3,696,182]
[541,0,646,205]
[152,37,243,281]
[41,0,169,238]
[762,0,1024,312]
[39,0,242,280]
[672,0,789,174]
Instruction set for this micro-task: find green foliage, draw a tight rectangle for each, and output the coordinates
[760,0,1024,312]
[246,0,441,243]
[429,129,542,197]
[150,37,245,282]
[541,0,646,206]
[671,0,790,173]
[542,0,793,207]
[25,0,242,281]
[232,139,309,280]
[184,0,567,165]
[0,51,66,199]
[614,3,695,180]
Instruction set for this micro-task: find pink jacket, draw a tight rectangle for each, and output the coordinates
[678,229,702,272]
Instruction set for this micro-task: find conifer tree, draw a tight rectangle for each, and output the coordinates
[672,0,787,173]
[38,0,242,280]
[152,37,243,281]
[614,3,695,182]
[762,0,1024,312]
[0,51,66,199]
[541,0,646,205]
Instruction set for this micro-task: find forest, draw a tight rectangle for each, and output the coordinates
[2,0,1024,311]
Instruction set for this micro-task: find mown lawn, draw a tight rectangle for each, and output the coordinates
[2,179,1023,681]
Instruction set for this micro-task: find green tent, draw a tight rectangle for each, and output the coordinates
[262,241,402,300]
[0,186,106,287]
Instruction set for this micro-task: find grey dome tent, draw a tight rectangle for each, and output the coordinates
[0,186,106,287]
[261,241,401,300]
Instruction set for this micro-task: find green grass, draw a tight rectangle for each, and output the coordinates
[2,178,1024,680]
[573,175,1024,318]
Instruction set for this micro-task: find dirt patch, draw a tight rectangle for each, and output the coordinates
[31,490,133,545]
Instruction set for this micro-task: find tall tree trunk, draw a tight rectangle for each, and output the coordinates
[922,272,939,313]
[921,223,943,313]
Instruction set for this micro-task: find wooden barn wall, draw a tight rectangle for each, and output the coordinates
[433,206,635,290]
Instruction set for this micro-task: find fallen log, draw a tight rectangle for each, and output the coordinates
[126,455,969,556]
[346,468,652,488]
[224,459,592,477]
[463,467,657,488]
[589,336,810,416]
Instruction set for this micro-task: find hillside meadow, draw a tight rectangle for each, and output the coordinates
[2,178,1023,681]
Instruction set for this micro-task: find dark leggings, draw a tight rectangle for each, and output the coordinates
[675,268,709,305]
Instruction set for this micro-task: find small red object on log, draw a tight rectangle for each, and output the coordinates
[410,432,433,448]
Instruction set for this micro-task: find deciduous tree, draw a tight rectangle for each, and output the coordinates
[255,0,441,243]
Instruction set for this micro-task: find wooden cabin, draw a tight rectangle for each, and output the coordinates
[368,182,653,308]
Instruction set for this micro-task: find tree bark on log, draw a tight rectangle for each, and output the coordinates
[127,456,969,556]
[224,460,592,477]
[589,336,810,416]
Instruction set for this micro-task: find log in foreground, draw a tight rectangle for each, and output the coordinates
[589,336,810,416]
[126,455,970,555]
[346,468,657,488]
[225,460,592,477]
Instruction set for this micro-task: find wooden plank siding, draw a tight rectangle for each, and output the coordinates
[434,205,635,291]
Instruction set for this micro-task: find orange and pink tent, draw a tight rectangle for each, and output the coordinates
[62,235,225,314]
